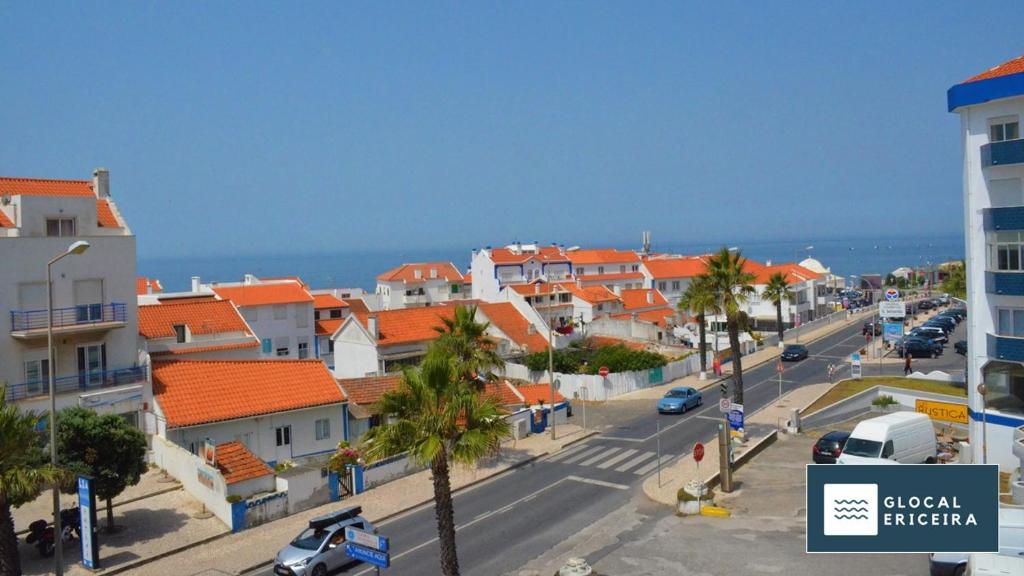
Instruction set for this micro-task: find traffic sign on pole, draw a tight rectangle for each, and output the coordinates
[718,397,731,413]
[693,442,705,463]
[598,366,609,377]
[776,361,784,374]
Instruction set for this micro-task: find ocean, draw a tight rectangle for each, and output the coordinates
[139,234,965,294]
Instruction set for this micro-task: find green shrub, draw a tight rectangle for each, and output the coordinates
[581,344,667,374]
[677,487,714,502]
[872,394,898,407]
[226,494,243,504]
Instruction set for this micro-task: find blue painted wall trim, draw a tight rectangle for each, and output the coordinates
[983,206,1024,231]
[230,501,247,533]
[341,404,350,442]
[328,471,341,502]
[985,271,1024,296]
[314,335,321,358]
[987,332,1024,363]
[948,71,1024,112]
[981,139,1024,168]
[967,406,1024,428]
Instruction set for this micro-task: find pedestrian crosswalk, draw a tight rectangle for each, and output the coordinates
[546,444,671,475]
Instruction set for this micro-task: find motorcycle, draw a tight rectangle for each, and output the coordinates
[25,507,81,558]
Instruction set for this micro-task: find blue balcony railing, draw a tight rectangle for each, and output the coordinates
[988,333,1024,364]
[10,302,126,332]
[4,365,146,402]
[986,271,1024,296]
[983,206,1024,231]
[981,139,1024,168]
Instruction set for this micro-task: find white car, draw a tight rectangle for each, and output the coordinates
[274,507,377,576]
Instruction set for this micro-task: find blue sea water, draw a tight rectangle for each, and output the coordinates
[140,234,964,294]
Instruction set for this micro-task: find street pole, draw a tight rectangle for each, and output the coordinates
[777,364,783,406]
[47,257,63,576]
[656,419,662,487]
[978,384,988,464]
[549,321,556,441]
[718,423,733,492]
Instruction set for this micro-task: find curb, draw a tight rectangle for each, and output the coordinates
[94,530,233,576]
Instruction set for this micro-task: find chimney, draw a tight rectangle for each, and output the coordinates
[414,269,422,279]
[146,280,153,295]
[429,268,437,279]
[367,315,379,340]
[191,276,201,292]
[244,273,258,285]
[527,324,536,335]
[93,168,110,198]
[534,283,540,294]
[646,291,654,304]
[766,259,772,266]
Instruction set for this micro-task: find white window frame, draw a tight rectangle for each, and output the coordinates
[989,231,1024,271]
[997,307,1024,338]
[46,217,76,237]
[315,418,331,441]
[990,115,1020,143]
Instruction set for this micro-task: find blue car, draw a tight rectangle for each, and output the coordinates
[657,386,702,414]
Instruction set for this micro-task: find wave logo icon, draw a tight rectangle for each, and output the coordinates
[823,484,878,536]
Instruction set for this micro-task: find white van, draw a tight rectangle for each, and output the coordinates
[837,412,937,465]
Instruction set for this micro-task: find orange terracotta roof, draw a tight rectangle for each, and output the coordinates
[337,374,403,407]
[620,289,668,310]
[137,276,164,295]
[965,55,1024,83]
[0,177,123,228]
[749,262,820,285]
[490,246,569,264]
[215,441,274,485]
[642,257,708,279]
[463,273,472,283]
[139,299,252,339]
[315,318,344,337]
[570,285,620,305]
[0,210,12,227]
[150,340,260,357]
[481,380,523,406]
[155,295,218,304]
[343,298,370,315]
[377,262,464,283]
[568,249,641,265]
[516,383,566,405]
[96,198,120,227]
[354,306,457,347]
[477,302,548,353]
[153,359,346,428]
[212,281,313,307]
[613,308,677,328]
[590,335,647,351]
[313,293,347,310]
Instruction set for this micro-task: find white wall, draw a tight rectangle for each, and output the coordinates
[237,302,315,360]
[151,436,233,528]
[331,319,381,378]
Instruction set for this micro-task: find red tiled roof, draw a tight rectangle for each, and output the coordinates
[568,249,641,265]
[377,262,464,283]
[137,276,164,296]
[570,285,620,305]
[315,318,344,337]
[0,177,122,228]
[354,307,457,346]
[490,246,570,264]
[641,257,708,279]
[0,210,12,227]
[343,298,370,315]
[313,293,347,310]
[477,302,548,353]
[590,335,647,351]
[215,441,274,485]
[96,198,120,227]
[150,341,260,357]
[516,383,566,405]
[481,380,523,406]
[337,374,403,407]
[964,55,1024,84]
[463,273,472,283]
[212,281,313,307]
[620,289,668,310]
[612,308,677,328]
[139,299,252,339]
[153,359,346,428]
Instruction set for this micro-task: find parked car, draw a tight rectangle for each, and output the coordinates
[918,299,936,310]
[274,507,376,576]
[944,307,967,321]
[780,344,809,362]
[926,317,957,332]
[930,506,1024,576]
[657,386,702,414]
[898,336,943,357]
[812,430,851,464]
[837,412,937,465]
[905,303,916,315]
[899,339,942,358]
[954,340,967,355]
[910,326,949,344]
[862,321,882,336]
[938,294,951,305]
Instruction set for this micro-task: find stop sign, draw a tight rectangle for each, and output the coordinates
[693,442,705,463]
[598,366,609,377]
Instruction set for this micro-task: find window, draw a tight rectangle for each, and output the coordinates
[990,178,1024,208]
[996,308,1024,337]
[619,265,626,273]
[173,324,188,343]
[549,295,555,302]
[315,418,331,441]
[658,281,667,291]
[575,267,583,276]
[989,231,1024,271]
[671,281,681,291]
[330,309,342,319]
[24,359,49,387]
[597,266,605,275]
[298,339,309,359]
[45,218,75,237]
[314,310,322,320]
[451,284,460,294]
[276,347,289,357]
[275,426,291,447]
[273,305,287,320]
[990,117,1020,142]
[559,293,571,303]
[881,440,894,459]
[328,339,335,353]
[631,265,639,272]
[597,304,604,312]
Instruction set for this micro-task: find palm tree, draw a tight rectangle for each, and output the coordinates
[0,387,61,576]
[434,305,505,387]
[704,247,757,404]
[761,272,794,346]
[678,275,718,378]
[364,323,511,576]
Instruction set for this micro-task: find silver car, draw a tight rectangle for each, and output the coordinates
[274,507,377,576]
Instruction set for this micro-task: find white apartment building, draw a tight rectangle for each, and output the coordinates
[640,256,708,308]
[470,243,573,301]
[375,262,466,309]
[744,262,821,330]
[209,276,316,360]
[0,170,144,422]
[949,54,1024,470]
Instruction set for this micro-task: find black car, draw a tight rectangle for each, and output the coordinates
[899,339,942,358]
[812,431,851,464]
[918,299,935,310]
[925,318,956,333]
[862,321,882,336]
[900,336,943,356]
[781,344,809,361]
[954,340,967,355]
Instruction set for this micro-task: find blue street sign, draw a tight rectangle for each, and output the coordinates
[346,542,390,568]
[78,475,99,569]
[345,526,389,552]
[882,322,903,344]
[727,405,744,431]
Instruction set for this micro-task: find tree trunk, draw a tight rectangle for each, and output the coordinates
[0,495,22,576]
[775,301,784,343]
[697,312,707,374]
[728,314,744,405]
[431,451,460,576]
[106,496,114,531]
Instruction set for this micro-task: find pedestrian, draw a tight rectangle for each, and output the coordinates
[903,354,912,376]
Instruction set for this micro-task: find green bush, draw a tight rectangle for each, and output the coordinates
[872,394,898,407]
[226,494,243,504]
[677,487,714,502]
[580,344,667,374]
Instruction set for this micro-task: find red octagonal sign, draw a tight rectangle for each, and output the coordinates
[693,442,705,463]
[598,366,609,377]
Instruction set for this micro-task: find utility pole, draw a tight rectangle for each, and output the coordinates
[718,423,733,492]
[549,318,556,441]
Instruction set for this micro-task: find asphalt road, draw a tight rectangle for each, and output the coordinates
[249,316,952,576]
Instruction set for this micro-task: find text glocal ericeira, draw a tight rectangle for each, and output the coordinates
[882,496,977,527]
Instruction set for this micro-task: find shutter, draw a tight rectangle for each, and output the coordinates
[101,343,107,372]
[17,283,46,310]
[73,279,103,306]
[77,347,86,388]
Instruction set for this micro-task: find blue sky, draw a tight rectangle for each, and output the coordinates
[0,2,1018,258]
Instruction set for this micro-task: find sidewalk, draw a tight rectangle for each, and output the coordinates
[119,424,593,576]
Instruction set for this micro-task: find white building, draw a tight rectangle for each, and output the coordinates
[138,297,260,360]
[375,262,467,309]
[949,54,1024,470]
[470,243,573,302]
[0,170,144,422]
[209,276,316,360]
[640,256,708,308]
[743,262,822,330]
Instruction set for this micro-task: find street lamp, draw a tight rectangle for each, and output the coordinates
[48,240,89,576]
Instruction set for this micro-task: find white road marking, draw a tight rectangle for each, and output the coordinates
[633,454,674,476]
[545,443,590,462]
[561,445,604,464]
[615,451,656,472]
[566,475,629,490]
[596,448,638,469]
[579,446,621,467]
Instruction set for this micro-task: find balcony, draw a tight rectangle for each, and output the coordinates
[983,206,1024,231]
[9,302,127,340]
[985,271,1024,296]
[403,293,428,306]
[981,139,1024,168]
[5,365,146,402]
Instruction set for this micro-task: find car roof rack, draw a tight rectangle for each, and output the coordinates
[309,506,363,530]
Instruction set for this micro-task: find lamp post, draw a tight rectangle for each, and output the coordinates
[47,240,90,576]
[549,288,557,441]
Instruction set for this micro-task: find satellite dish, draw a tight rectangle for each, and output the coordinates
[1,192,10,205]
